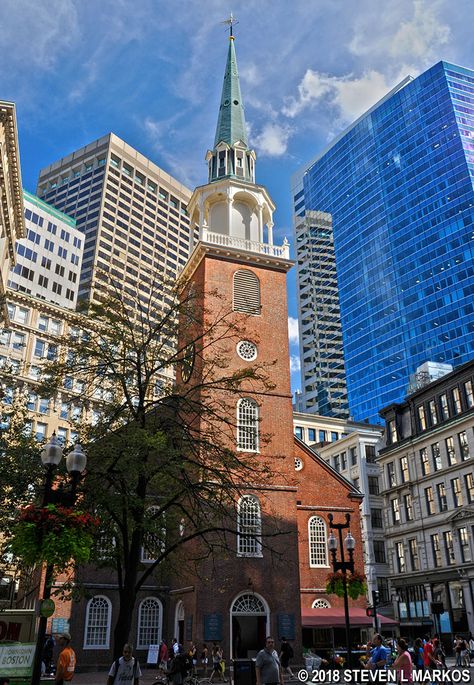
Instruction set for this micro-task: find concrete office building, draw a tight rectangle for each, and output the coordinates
[295,210,348,417]
[0,101,25,322]
[378,360,474,639]
[293,61,474,423]
[8,191,83,309]
[36,133,192,313]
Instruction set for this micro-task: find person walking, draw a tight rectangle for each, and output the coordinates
[55,633,76,685]
[279,637,294,680]
[392,639,413,684]
[413,638,424,671]
[158,639,169,670]
[108,644,142,685]
[200,644,209,676]
[468,633,474,665]
[255,637,284,685]
[209,644,227,683]
[365,634,389,670]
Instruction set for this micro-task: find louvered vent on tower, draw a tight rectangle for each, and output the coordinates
[233,270,261,315]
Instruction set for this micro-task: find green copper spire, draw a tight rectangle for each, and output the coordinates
[213,36,248,149]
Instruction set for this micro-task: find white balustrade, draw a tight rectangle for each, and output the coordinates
[200,229,290,259]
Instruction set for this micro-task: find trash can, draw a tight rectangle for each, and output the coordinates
[232,658,256,685]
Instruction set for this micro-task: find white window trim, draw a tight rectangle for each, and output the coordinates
[83,594,112,650]
[237,495,263,558]
[137,596,163,650]
[308,516,329,568]
[236,398,260,453]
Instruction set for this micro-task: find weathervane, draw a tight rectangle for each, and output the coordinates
[221,12,238,37]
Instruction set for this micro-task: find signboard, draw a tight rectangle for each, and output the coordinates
[147,644,160,664]
[204,613,223,641]
[0,642,35,678]
[40,599,55,618]
[51,618,70,635]
[186,615,193,641]
[277,614,295,640]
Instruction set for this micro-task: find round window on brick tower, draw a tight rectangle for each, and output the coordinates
[294,457,304,471]
[237,340,257,361]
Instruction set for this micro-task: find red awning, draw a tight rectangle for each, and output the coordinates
[302,608,398,628]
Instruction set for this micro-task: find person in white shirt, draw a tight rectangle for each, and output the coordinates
[107,644,142,685]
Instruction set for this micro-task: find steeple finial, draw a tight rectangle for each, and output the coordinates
[221,12,238,38]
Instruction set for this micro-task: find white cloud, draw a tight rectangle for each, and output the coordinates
[252,122,293,157]
[290,355,301,373]
[389,0,450,59]
[283,69,393,124]
[288,317,299,344]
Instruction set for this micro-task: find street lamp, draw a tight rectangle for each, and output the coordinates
[31,434,87,685]
[328,513,355,669]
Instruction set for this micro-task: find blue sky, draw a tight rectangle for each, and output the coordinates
[3,0,473,394]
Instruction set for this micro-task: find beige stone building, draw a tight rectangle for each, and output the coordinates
[0,101,25,322]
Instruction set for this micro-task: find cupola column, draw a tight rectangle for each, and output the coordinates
[257,204,264,243]
[268,221,274,246]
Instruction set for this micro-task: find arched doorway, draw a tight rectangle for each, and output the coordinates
[230,592,269,658]
[174,600,185,645]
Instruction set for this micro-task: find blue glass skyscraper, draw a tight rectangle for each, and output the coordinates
[293,61,474,423]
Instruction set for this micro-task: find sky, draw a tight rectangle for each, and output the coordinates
[3,0,473,394]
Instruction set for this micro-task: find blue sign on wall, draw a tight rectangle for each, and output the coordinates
[204,613,223,641]
[51,618,70,635]
[277,614,295,640]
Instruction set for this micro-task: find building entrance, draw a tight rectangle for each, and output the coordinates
[231,593,268,658]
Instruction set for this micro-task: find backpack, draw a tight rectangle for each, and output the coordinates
[111,657,139,684]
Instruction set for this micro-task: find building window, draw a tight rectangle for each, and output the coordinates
[340,452,347,470]
[319,430,326,443]
[386,462,396,487]
[452,387,462,414]
[294,426,303,440]
[431,534,442,567]
[308,516,328,567]
[137,597,162,650]
[458,527,471,562]
[458,431,470,461]
[446,437,457,466]
[371,509,383,528]
[331,432,339,442]
[38,315,48,332]
[425,487,435,515]
[409,539,419,571]
[464,380,474,408]
[420,447,430,476]
[391,498,401,525]
[465,473,474,503]
[443,531,455,565]
[350,447,357,465]
[237,398,259,452]
[388,420,397,443]
[451,478,463,507]
[312,599,331,609]
[34,339,46,358]
[368,476,380,495]
[333,454,340,471]
[417,405,426,430]
[365,444,376,463]
[373,540,386,563]
[237,495,262,557]
[432,443,442,471]
[404,494,414,521]
[396,542,405,573]
[437,483,448,512]
[400,456,410,483]
[233,270,261,315]
[440,393,449,420]
[84,595,111,649]
[308,428,316,442]
[429,400,438,426]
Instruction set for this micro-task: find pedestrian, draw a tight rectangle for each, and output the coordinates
[209,644,227,683]
[392,638,413,684]
[413,638,424,671]
[468,633,474,665]
[279,637,294,679]
[108,644,142,685]
[454,635,463,667]
[168,650,185,685]
[201,644,209,676]
[255,636,284,685]
[459,636,470,667]
[365,634,389,670]
[42,634,55,675]
[158,640,169,670]
[188,642,197,675]
[172,638,180,656]
[432,639,446,669]
[55,633,76,685]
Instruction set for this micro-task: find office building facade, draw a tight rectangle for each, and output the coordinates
[8,191,83,308]
[378,360,474,639]
[293,61,474,423]
[295,210,348,417]
[36,134,192,313]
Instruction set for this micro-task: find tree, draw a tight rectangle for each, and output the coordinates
[39,274,285,656]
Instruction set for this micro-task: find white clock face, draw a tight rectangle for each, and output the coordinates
[181,343,195,383]
[236,340,257,361]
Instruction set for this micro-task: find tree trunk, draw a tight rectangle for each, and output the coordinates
[113,581,138,658]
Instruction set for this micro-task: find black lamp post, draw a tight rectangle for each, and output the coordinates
[31,435,87,685]
[328,513,356,669]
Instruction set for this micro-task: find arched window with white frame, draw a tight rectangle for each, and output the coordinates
[237,495,262,557]
[137,597,163,649]
[308,516,328,567]
[312,598,331,608]
[237,398,259,452]
[83,595,112,649]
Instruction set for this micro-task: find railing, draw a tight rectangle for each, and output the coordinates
[201,229,290,259]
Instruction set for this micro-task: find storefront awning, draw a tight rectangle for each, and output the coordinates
[302,608,399,628]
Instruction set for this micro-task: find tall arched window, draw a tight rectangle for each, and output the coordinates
[308,516,328,567]
[237,398,259,452]
[137,597,163,649]
[237,495,262,557]
[233,270,261,315]
[83,595,112,649]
